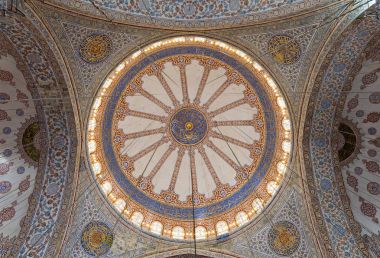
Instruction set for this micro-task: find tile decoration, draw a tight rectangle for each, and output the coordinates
[0,13,78,257]
[302,16,380,257]
[239,24,316,90]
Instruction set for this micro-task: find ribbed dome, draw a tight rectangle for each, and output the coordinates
[87,36,292,241]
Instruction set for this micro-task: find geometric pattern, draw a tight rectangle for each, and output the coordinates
[87,36,292,241]
[238,24,316,89]
[79,34,112,64]
[267,35,301,65]
[59,21,138,89]
[268,221,301,256]
[81,221,113,256]
[60,178,158,258]
[226,190,315,257]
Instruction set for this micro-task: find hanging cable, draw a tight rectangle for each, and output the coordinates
[5,1,379,257]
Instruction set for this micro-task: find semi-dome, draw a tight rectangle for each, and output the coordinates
[86,36,292,241]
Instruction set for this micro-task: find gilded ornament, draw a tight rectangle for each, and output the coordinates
[81,221,114,256]
[79,34,112,63]
[268,221,301,256]
[268,35,301,65]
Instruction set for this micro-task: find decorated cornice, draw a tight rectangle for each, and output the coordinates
[34,0,340,30]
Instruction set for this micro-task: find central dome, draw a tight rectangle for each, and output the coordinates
[87,36,292,241]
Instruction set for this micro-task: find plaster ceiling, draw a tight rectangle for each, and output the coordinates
[87,36,292,242]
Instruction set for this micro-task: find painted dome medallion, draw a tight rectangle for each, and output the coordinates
[87,36,292,241]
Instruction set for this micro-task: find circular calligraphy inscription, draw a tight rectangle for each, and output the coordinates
[170,108,208,145]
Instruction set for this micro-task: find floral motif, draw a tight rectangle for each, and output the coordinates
[81,221,113,256]
[363,112,380,123]
[347,94,359,112]
[0,235,16,258]
[359,198,378,223]
[79,34,112,64]
[302,18,379,256]
[367,149,377,157]
[0,110,10,121]
[267,35,301,65]
[0,202,17,226]
[267,221,301,256]
[0,17,76,258]
[367,182,380,195]
[361,68,380,89]
[89,37,291,241]
[346,172,358,192]
[0,181,12,194]
[18,176,30,196]
[0,69,15,85]
[362,159,380,174]
[57,0,305,22]
[0,162,12,175]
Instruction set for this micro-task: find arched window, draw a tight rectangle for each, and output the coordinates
[216,221,228,236]
[282,118,291,130]
[252,198,264,213]
[195,226,207,240]
[114,199,126,212]
[282,140,291,153]
[277,161,287,175]
[235,211,249,226]
[92,161,101,175]
[172,226,185,240]
[101,181,112,195]
[150,221,163,235]
[267,181,279,195]
[88,139,96,152]
[130,211,144,227]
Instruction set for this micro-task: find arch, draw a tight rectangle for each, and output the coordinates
[235,211,249,227]
[0,12,79,257]
[150,221,163,235]
[143,248,242,258]
[114,199,126,212]
[300,14,378,257]
[251,198,264,213]
[216,221,229,236]
[266,181,279,195]
[130,211,144,227]
[171,226,185,240]
[195,226,207,240]
[101,181,112,195]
